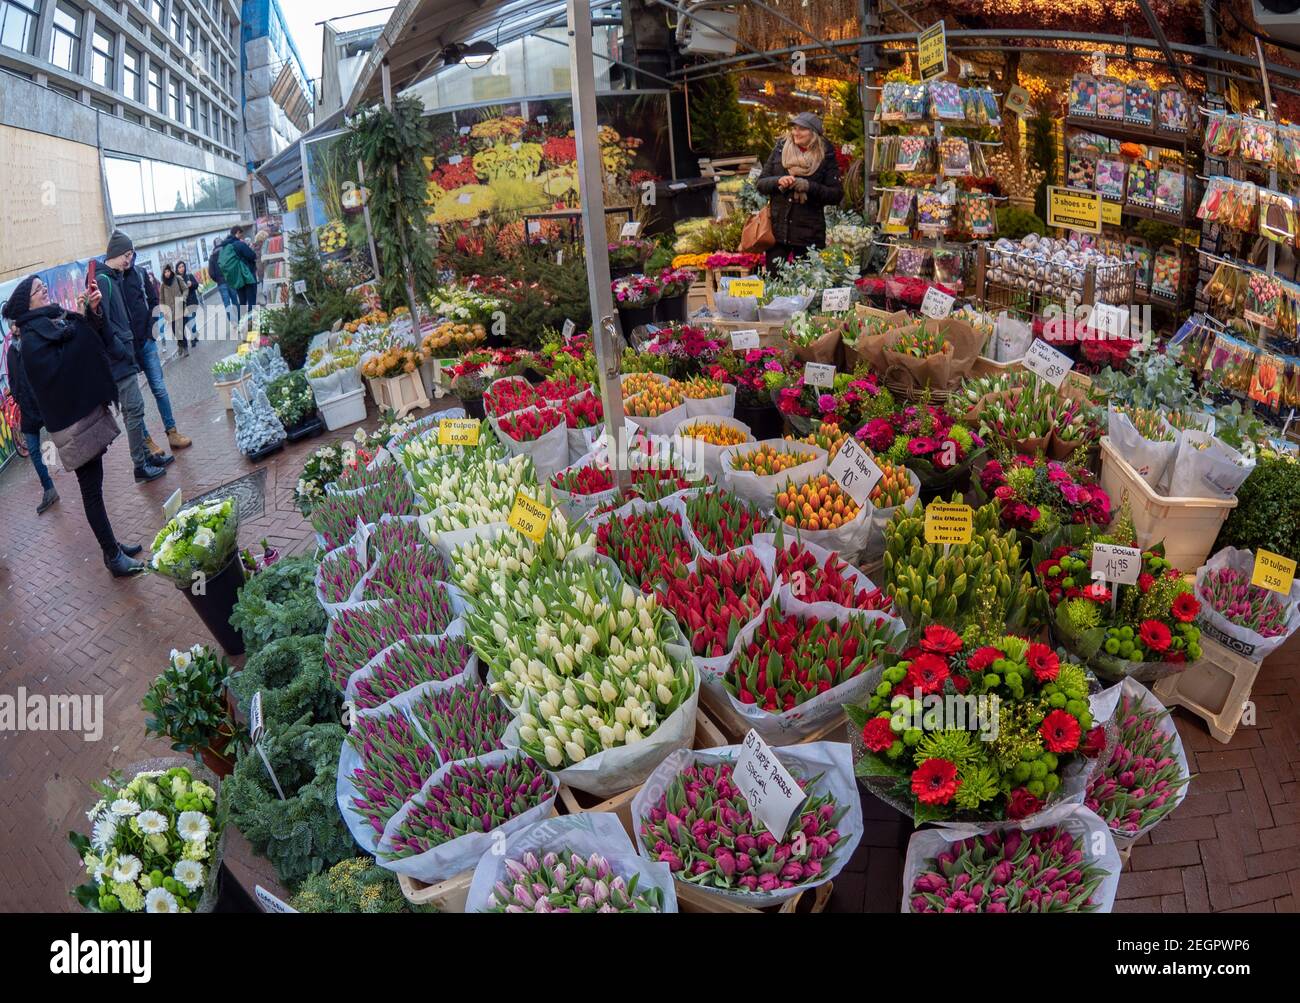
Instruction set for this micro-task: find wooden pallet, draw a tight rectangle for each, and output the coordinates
[397,867,474,910]
[674,878,833,913]
[697,684,849,747]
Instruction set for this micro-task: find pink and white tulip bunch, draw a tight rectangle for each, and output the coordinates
[410,685,509,763]
[486,850,664,913]
[346,712,439,836]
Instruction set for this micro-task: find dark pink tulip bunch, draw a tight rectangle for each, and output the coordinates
[318,545,369,605]
[372,517,430,554]
[325,591,456,688]
[352,637,474,710]
[310,475,417,550]
[1085,692,1189,835]
[347,711,439,836]
[360,546,451,603]
[410,685,508,762]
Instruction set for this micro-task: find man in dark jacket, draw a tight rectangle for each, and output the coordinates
[219,226,259,322]
[755,112,844,270]
[5,329,59,514]
[98,232,169,482]
[209,237,236,326]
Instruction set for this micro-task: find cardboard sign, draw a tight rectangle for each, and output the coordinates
[448,155,463,165]
[1024,339,1075,388]
[163,489,184,521]
[803,362,836,388]
[730,329,760,350]
[735,730,807,839]
[1047,186,1103,234]
[438,418,480,446]
[924,502,973,544]
[1004,85,1031,117]
[620,220,642,238]
[827,436,884,507]
[821,287,852,312]
[1089,302,1130,340]
[917,21,947,82]
[562,318,576,342]
[1090,543,1142,586]
[293,280,307,295]
[728,277,765,298]
[255,885,298,913]
[920,287,955,319]
[1252,549,1297,595]
[508,492,552,542]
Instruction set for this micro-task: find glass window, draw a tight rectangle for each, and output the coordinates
[91,25,113,88]
[149,0,163,24]
[0,0,41,54]
[169,5,181,44]
[186,89,195,128]
[147,64,162,111]
[168,76,181,119]
[185,22,194,54]
[123,46,140,101]
[49,2,81,73]
[105,155,146,215]
[200,99,209,137]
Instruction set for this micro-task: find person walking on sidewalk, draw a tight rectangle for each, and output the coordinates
[96,235,170,483]
[1,275,146,576]
[219,226,259,324]
[209,236,235,330]
[159,263,186,355]
[5,326,59,515]
[174,261,201,348]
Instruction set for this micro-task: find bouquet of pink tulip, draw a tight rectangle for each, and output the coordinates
[317,545,369,605]
[346,712,439,837]
[1085,691,1189,836]
[410,685,509,762]
[372,517,431,553]
[359,546,451,603]
[325,590,456,688]
[908,825,1111,912]
[382,755,553,859]
[351,636,474,710]
[310,479,417,550]
[1198,565,1290,637]
[333,459,400,494]
[639,760,847,893]
[487,850,664,913]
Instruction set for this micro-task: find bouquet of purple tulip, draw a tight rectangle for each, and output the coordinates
[1198,565,1290,637]
[382,755,553,860]
[325,590,456,688]
[487,850,664,913]
[372,517,431,554]
[351,637,474,710]
[346,712,439,836]
[311,479,417,550]
[410,685,508,762]
[318,545,370,605]
[908,826,1111,912]
[360,547,452,603]
[1085,690,1189,835]
[639,760,847,893]
[333,459,402,494]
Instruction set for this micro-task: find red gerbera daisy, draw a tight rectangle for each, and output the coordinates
[1041,709,1082,753]
[861,716,896,753]
[911,758,961,805]
[965,646,1004,673]
[1171,592,1199,623]
[920,624,962,655]
[1026,643,1060,682]
[1138,619,1171,653]
[1082,581,1111,603]
[904,653,951,696]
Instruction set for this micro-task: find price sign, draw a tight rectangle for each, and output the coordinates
[508,492,552,542]
[511,141,522,151]
[255,885,298,913]
[730,328,760,350]
[1004,85,1031,117]
[620,220,642,238]
[803,362,836,388]
[1091,543,1141,585]
[162,489,184,521]
[249,690,265,743]
[1252,549,1297,595]
[1088,302,1130,340]
[921,287,955,319]
[561,318,576,342]
[827,436,884,507]
[527,220,541,235]
[734,730,807,839]
[293,280,307,295]
[1047,186,1102,234]
[924,502,973,545]
[458,194,472,204]
[438,418,480,446]
[728,277,765,298]
[821,287,852,312]
[448,155,463,165]
[458,125,471,135]
[355,517,370,565]
[1024,339,1075,388]
[1090,51,1107,77]
[917,21,947,82]
[536,115,548,125]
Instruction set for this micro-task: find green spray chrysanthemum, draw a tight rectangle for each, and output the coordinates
[1054,662,1089,701]
[915,729,981,767]
[1005,465,1035,495]
[953,762,1001,809]
[1061,598,1102,633]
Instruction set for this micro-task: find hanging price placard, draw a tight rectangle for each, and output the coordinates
[803,362,836,388]
[826,436,884,507]
[734,730,807,839]
[1090,543,1142,585]
[730,329,760,350]
[249,691,265,743]
[1024,339,1075,388]
[255,885,298,913]
[917,21,948,82]
[438,418,480,446]
[620,220,642,238]
[821,287,852,312]
[920,287,955,319]
[924,502,973,544]
[1252,549,1297,595]
[728,277,765,298]
[508,492,552,542]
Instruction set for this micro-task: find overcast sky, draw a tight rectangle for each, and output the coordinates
[280,1,394,86]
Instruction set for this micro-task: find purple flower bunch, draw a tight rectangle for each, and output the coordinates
[383,755,553,859]
[1085,692,1188,834]
[310,477,417,550]
[1199,566,1290,637]
[487,850,664,913]
[360,546,452,603]
[372,517,430,554]
[325,591,456,688]
[908,826,1110,913]
[410,684,507,763]
[638,760,846,893]
[352,637,474,710]
[318,545,369,605]
[346,711,439,836]
[334,458,402,494]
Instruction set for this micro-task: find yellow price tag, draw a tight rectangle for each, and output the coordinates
[728,278,765,298]
[1047,186,1103,234]
[924,502,973,545]
[1101,200,1123,226]
[437,418,480,446]
[1251,549,1297,595]
[508,492,552,543]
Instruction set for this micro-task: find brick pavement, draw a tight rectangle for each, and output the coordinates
[1,359,1297,912]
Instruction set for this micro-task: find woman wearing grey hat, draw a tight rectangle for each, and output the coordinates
[755,112,844,270]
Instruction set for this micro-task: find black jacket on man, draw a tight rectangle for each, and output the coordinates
[13,305,118,433]
[6,338,44,434]
[754,138,844,251]
[121,262,159,358]
[208,239,226,285]
[93,265,141,381]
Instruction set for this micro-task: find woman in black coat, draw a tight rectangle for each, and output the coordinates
[5,329,59,514]
[754,112,844,271]
[1,275,145,576]
[175,261,201,348]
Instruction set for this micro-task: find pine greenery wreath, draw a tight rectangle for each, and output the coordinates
[230,556,327,655]
[227,634,339,731]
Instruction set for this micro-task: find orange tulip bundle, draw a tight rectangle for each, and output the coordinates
[775,473,861,531]
[729,444,818,477]
[788,421,847,459]
[680,421,749,447]
[622,372,666,399]
[869,459,915,508]
[625,382,684,418]
[680,376,729,400]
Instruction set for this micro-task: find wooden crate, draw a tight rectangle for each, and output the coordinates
[701,317,790,350]
[697,684,849,747]
[674,879,833,913]
[1154,637,1262,744]
[367,370,430,419]
[397,867,474,910]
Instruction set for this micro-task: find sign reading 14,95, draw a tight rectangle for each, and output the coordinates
[1091,543,1141,585]
[803,362,836,388]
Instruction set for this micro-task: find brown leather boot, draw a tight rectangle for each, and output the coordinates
[167,427,193,449]
[145,434,165,458]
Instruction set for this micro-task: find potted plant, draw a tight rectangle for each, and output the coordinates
[655,267,696,323]
[150,497,245,655]
[360,345,430,419]
[608,237,654,278]
[265,370,321,441]
[142,645,239,778]
[211,355,248,411]
[612,274,662,334]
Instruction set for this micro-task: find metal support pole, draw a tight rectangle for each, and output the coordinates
[1134,0,1188,90]
[568,0,629,489]
[745,0,859,72]
[381,59,422,324]
[356,158,383,285]
[858,0,880,220]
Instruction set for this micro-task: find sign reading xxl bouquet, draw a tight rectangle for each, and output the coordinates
[50,935,151,983]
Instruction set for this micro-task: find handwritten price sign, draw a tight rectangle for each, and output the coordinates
[827,436,884,507]
[821,287,852,312]
[734,730,807,839]
[730,329,760,350]
[803,362,836,388]
[1024,339,1075,388]
[1091,543,1141,585]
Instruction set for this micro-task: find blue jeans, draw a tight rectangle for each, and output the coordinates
[137,340,176,431]
[24,431,54,491]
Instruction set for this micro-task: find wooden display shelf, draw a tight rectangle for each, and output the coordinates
[674,878,833,913]
[1065,115,1195,149]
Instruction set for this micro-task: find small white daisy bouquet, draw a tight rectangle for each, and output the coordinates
[150,498,240,585]
[70,764,222,913]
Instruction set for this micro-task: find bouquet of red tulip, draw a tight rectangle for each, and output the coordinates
[484,377,538,416]
[684,488,772,555]
[655,551,772,658]
[595,508,696,592]
[498,406,564,443]
[559,390,603,430]
[534,375,588,402]
[772,537,891,612]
